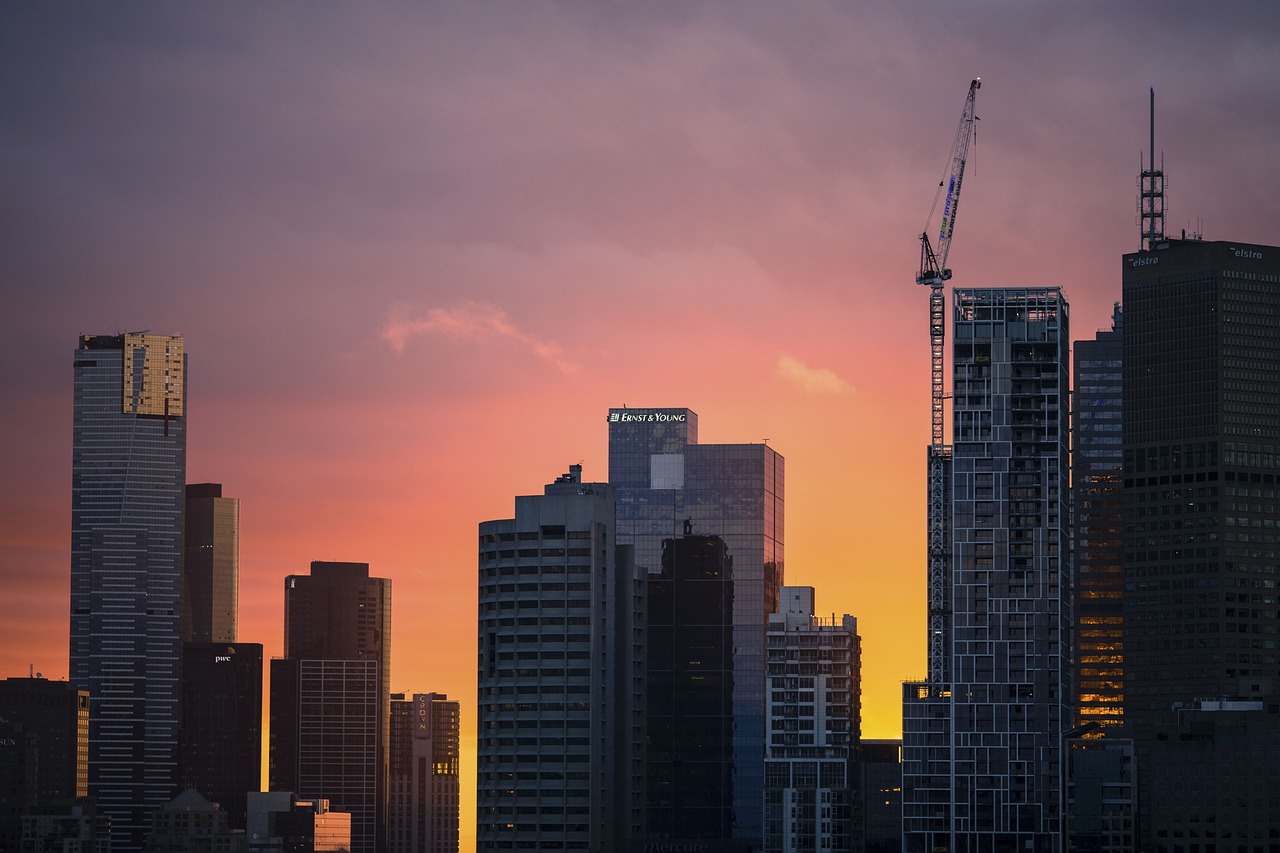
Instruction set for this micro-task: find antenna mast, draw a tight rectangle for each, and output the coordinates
[1138,86,1166,250]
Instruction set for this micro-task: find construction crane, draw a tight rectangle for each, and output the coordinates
[919,77,980,685]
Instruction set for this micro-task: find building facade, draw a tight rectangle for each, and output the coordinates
[389,692,460,853]
[646,532,736,842]
[270,561,391,853]
[608,407,784,844]
[70,332,187,852]
[183,483,240,644]
[903,289,1071,852]
[180,642,262,829]
[1072,304,1126,732]
[764,587,861,853]
[0,676,89,803]
[476,465,643,852]
[1121,238,1280,847]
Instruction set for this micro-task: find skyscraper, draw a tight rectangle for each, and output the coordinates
[608,407,783,843]
[764,587,861,853]
[182,483,240,644]
[476,465,643,852]
[1121,237,1280,845]
[179,642,262,829]
[902,289,1070,853]
[270,561,391,853]
[1072,303,1125,730]
[646,531,736,841]
[389,692,460,853]
[70,332,186,852]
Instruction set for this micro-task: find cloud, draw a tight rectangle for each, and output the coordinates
[776,355,853,395]
[382,302,578,374]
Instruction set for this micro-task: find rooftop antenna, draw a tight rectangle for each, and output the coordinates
[1138,86,1166,251]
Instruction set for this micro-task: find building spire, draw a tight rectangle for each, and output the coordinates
[1138,86,1166,250]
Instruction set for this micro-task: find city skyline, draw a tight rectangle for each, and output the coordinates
[4,3,1280,850]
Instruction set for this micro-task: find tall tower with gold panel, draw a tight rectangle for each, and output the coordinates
[70,332,187,853]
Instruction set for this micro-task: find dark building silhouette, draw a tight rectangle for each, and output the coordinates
[270,561,390,853]
[144,788,245,852]
[646,531,735,841]
[70,332,187,852]
[609,407,784,843]
[179,643,262,829]
[860,740,902,853]
[389,692,460,853]
[183,484,240,644]
[0,677,89,803]
[1122,238,1280,846]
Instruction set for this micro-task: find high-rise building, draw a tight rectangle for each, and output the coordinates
[1072,304,1125,730]
[476,465,643,852]
[389,692,460,853]
[764,587,861,853]
[646,531,736,842]
[183,483,240,644]
[70,332,187,852]
[859,740,902,853]
[902,289,1070,853]
[0,676,90,803]
[1121,237,1280,845]
[270,561,391,853]
[179,642,262,829]
[608,407,783,843]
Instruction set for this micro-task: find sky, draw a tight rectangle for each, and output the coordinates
[3,0,1280,843]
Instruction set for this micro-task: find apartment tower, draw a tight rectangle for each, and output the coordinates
[902,289,1071,853]
[389,692,460,853]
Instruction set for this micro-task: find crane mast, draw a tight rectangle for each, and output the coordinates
[919,78,980,685]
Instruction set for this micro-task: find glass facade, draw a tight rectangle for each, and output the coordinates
[608,408,784,844]
[182,483,240,644]
[69,333,186,853]
[389,692,461,853]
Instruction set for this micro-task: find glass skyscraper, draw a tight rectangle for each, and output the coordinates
[182,483,240,644]
[608,408,784,844]
[70,332,186,853]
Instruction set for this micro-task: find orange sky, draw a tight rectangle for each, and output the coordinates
[3,3,1280,848]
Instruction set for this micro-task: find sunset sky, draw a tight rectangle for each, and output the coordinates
[4,1,1280,844]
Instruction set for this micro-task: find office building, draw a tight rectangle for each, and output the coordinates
[183,483,240,644]
[270,561,391,853]
[608,407,783,843]
[1063,736,1135,853]
[763,587,860,853]
[1072,304,1126,731]
[180,643,263,829]
[1122,238,1280,846]
[476,465,643,852]
[70,332,187,852]
[19,799,111,853]
[389,692,460,853]
[0,676,89,803]
[902,289,1071,852]
[646,531,735,842]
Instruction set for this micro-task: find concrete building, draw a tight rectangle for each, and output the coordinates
[763,587,861,853]
[860,740,902,853]
[246,792,351,853]
[902,289,1071,852]
[609,407,784,844]
[183,483,240,644]
[145,788,246,853]
[476,465,643,852]
[389,692,460,853]
[270,562,391,853]
[70,332,187,852]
